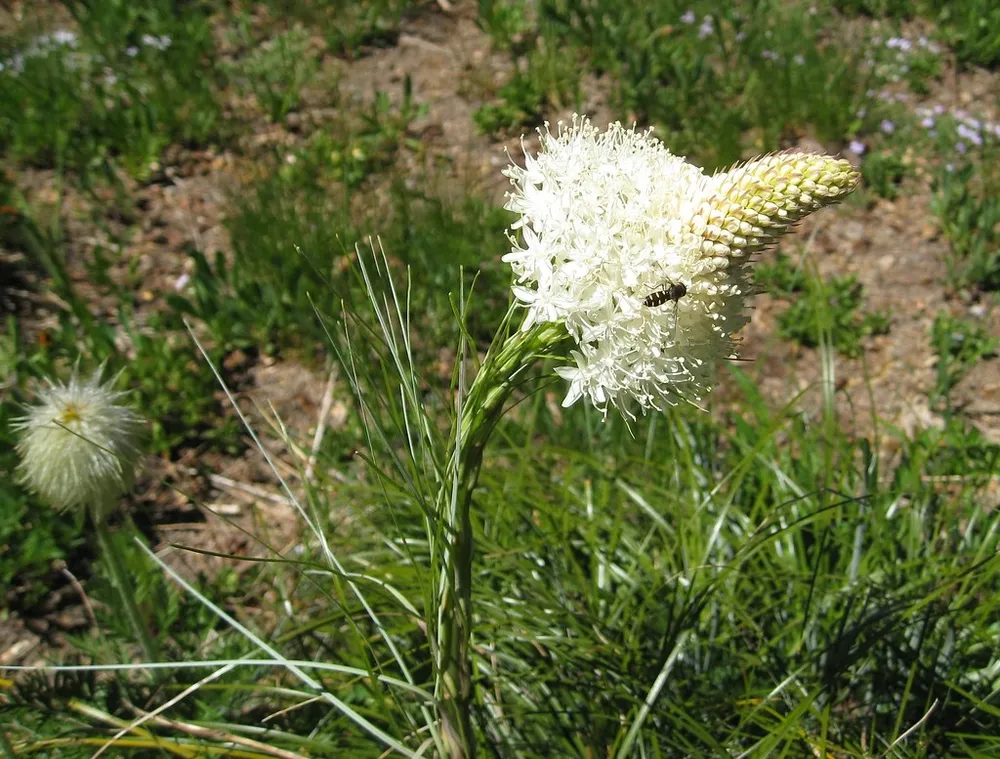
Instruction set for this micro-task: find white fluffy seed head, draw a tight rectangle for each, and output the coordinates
[15,367,145,515]
[503,116,858,418]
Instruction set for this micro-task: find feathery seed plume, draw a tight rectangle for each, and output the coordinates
[15,367,145,514]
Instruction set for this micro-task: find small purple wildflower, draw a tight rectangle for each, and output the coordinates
[681,9,696,24]
[957,124,983,147]
[849,140,866,155]
[933,104,945,115]
[698,16,714,39]
[921,116,935,129]
[955,142,967,153]
[761,50,779,61]
[880,119,895,134]
[126,46,139,57]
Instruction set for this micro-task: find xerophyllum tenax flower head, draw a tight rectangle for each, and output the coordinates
[15,367,145,515]
[503,117,859,418]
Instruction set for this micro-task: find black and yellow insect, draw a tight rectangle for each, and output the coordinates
[643,281,687,308]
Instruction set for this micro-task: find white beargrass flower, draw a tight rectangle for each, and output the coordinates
[15,367,145,514]
[503,116,859,417]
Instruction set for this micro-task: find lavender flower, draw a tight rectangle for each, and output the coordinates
[698,16,714,39]
[957,124,983,147]
[880,119,896,134]
[681,9,696,24]
[849,140,866,155]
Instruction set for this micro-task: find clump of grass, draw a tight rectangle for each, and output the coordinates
[924,0,1000,67]
[473,41,583,136]
[757,252,891,356]
[225,23,321,122]
[254,0,414,58]
[931,311,998,408]
[931,162,1000,291]
[861,146,910,199]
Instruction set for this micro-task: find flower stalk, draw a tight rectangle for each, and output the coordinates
[90,503,160,666]
[435,321,568,759]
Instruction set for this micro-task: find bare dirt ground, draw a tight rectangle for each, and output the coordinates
[3,1,999,666]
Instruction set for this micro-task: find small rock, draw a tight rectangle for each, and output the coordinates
[841,220,866,243]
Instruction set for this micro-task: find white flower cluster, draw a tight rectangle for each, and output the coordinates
[503,117,858,417]
[15,368,145,513]
[503,119,746,416]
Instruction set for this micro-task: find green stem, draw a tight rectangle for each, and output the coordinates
[91,507,159,667]
[436,322,568,759]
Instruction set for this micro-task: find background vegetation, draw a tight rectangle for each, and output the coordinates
[1,0,999,756]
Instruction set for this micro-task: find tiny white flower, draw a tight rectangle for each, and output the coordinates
[15,367,145,513]
[503,117,858,417]
[50,30,78,47]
